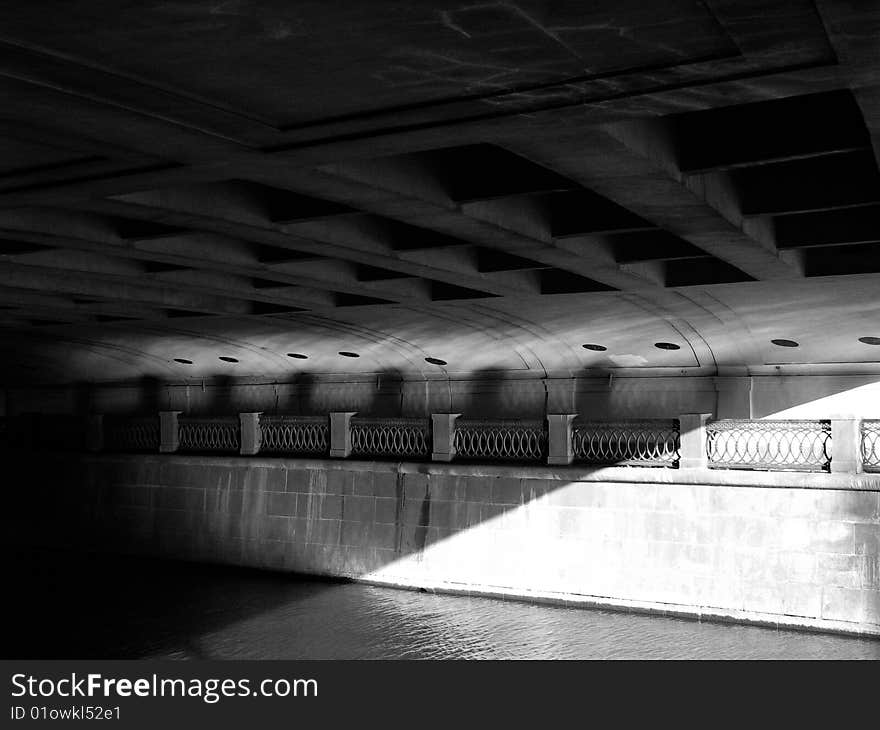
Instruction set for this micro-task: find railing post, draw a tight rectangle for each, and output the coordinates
[546,414,577,465]
[678,413,711,469]
[159,411,181,453]
[329,412,357,458]
[431,413,461,462]
[239,412,262,456]
[86,414,104,452]
[831,417,862,474]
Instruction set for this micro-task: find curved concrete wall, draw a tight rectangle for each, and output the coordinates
[6,372,880,421]
[3,277,880,387]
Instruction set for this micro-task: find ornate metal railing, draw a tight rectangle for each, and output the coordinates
[260,415,329,455]
[861,420,880,472]
[571,419,680,467]
[104,415,160,452]
[15,407,880,476]
[178,416,241,453]
[453,419,547,462]
[350,417,431,459]
[706,419,831,472]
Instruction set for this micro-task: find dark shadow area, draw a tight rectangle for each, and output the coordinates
[199,375,237,416]
[133,375,164,414]
[5,546,348,659]
[72,380,95,416]
[451,367,525,418]
[293,367,409,418]
[290,369,408,417]
[573,365,615,419]
[292,371,319,415]
[371,368,406,417]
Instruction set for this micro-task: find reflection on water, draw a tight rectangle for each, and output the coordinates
[8,550,880,660]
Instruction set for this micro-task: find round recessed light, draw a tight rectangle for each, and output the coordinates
[338,351,360,358]
[582,343,607,352]
[173,358,193,365]
[218,356,239,363]
[654,342,680,351]
[858,336,880,346]
[287,352,308,359]
[770,339,799,348]
[425,357,447,366]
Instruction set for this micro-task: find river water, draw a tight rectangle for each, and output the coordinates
[9,550,879,660]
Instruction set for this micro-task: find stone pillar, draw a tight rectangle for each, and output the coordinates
[86,414,104,452]
[831,417,863,474]
[547,414,577,465]
[239,412,262,456]
[678,413,712,470]
[431,413,461,462]
[330,411,357,458]
[159,411,182,453]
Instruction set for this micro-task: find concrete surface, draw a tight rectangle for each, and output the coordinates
[7,453,878,637]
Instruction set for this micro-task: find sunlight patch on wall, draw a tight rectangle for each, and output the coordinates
[759,379,880,419]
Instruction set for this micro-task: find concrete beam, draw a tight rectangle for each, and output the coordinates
[0,262,255,317]
[560,123,804,280]
[70,199,542,300]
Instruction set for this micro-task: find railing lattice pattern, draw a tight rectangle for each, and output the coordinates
[350,417,430,459]
[261,415,328,455]
[571,420,680,467]
[178,416,241,453]
[104,415,160,452]
[706,419,831,472]
[862,420,880,472]
[453,419,547,462]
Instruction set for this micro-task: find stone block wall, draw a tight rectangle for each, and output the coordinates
[5,454,879,636]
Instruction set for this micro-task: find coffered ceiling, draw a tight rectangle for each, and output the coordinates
[0,1,879,382]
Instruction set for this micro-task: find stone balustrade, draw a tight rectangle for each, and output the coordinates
[0,411,872,474]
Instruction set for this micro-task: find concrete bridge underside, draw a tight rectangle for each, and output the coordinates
[1,2,880,640]
[0,1,878,395]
